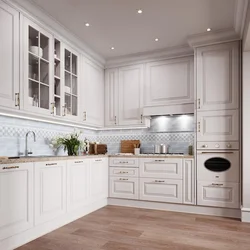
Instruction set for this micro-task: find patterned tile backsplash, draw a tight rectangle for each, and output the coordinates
[0,115,194,156]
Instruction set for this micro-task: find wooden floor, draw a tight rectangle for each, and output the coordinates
[17,205,250,250]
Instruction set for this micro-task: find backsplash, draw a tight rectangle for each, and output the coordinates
[0,115,194,156]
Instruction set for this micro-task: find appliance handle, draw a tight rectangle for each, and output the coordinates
[198,151,234,154]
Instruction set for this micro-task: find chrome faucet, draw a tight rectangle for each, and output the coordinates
[25,131,36,156]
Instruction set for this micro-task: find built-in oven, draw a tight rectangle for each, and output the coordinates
[197,151,240,183]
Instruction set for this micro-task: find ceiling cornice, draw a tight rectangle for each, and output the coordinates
[234,0,249,38]
[105,45,193,69]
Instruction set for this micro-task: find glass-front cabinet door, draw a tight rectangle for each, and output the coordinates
[62,45,79,120]
[23,17,53,115]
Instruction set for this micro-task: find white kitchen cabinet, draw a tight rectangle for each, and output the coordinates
[140,178,183,203]
[0,163,33,240]
[81,59,104,127]
[34,161,66,225]
[139,158,183,179]
[197,109,239,142]
[22,17,54,116]
[109,177,139,200]
[197,42,239,111]
[145,56,194,107]
[67,159,90,212]
[197,181,239,208]
[90,158,108,202]
[105,68,119,126]
[118,64,144,125]
[0,1,20,109]
[183,159,195,205]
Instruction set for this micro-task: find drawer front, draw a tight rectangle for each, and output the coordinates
[197,181,239,209]
[109,167,138,177]
[140,178,182,203]
[109,157,138,167]
[109,177,139,200]
[139,158,183,179]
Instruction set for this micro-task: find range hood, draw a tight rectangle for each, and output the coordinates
[149,114,194,133]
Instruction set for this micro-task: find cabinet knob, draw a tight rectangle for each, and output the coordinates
[227,143,232,148]
[215,144,220,148]
[202,144,208,148]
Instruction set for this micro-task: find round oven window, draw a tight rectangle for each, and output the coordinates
[204,157,231,172]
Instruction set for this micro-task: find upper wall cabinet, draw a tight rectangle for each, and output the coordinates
[22,17,53,116]
[0,1,19,109]
[81,59,104,127]
[144,56,194,107]
[196,42,239,111]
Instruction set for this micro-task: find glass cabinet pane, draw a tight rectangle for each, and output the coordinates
[65,49,71,72]
[28,80,39,106]
[40,60,49,84]
[29,54,39,81]
[29,27,39,52]
[72,54,77,75]
[40,84,49,109]
[72,96,77,116]
[65,93,71,114]
[40,33,49,61]
[72,76,77,95]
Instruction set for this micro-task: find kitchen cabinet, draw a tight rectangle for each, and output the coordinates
[109,177,139,200]
[67,159,90,212]
[0,163,33,241]
[139,178,183,203]
[0,1,20,109]
[82,59,104,127]
[139,158,183,179]
[34,161,66,225]
[144,56,194,107]
[197,181,239,208]
[197,109,239,142]
[183,159,195,205]
[23,17,53,115]
[90,158,108,202]
[196,41,239,111]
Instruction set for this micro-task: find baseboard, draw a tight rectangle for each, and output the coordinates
[108,198,241,219]
[0,198,107,250]
[241,207,250,222]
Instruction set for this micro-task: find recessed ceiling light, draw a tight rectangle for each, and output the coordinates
[207,28,211,32]
[155,38,159,42]
[111,47,115,50]
[137,9,143,14]
[85,23,90,27]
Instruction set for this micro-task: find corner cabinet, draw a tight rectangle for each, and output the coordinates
[196,41,239,111]
[0,1,20,109]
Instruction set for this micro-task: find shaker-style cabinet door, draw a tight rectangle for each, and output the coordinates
[197,41,239,111]
[0,1,20,109]
[118,64,144,126]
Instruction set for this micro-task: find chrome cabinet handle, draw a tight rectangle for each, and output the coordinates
[118,171,129,174]
[95,159,102,162]
[198,122,201,132]
[154,180,165,183]
[155,160,165,162]
[119,178,128,181]
[211,183,224,187]
[46,163,57,166]
[3,166,19,170]
[15,93,20,107]
[197,98,200,109]
[115,116,117,125]
[119,161,128,164]
[51,102,55,115]
[83,111,87,121]
[75,161,84,164]
[141,114,143,124]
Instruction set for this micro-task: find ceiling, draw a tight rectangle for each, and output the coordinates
[30,0,236,59]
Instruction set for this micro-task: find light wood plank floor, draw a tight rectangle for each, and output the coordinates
[17,205,250,250]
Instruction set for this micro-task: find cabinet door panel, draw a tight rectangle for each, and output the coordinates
[67,159,90,212]
[197,42,239,111]
[145,57,194,106]
[109,177,139,200]
[0,1,19,108]
[118,64,143,125]
[197,110,239,142]
[105,68,118,126]
[35,161,66,225]
[197,181,239,208]
[0,163,33,240]
[140,178,182,203]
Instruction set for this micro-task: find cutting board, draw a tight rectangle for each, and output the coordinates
[121,140,140,154]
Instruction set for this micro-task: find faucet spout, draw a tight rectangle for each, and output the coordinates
[25,131,36,156]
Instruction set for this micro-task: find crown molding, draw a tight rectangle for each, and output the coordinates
[5,0,106,67]
[234,0,249,38]
[105,45,194,69]
[187,28,240,48]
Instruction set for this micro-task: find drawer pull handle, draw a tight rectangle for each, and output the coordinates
[119,171,129,174]
[211,183,224,187]
[75,161,84,163]
[95,159,102,162]
[3,166,19,170]
[120,161,128,164]
[119,178,128,181]
[154,180,165,183]
[155,160,165,162]
[46,163,57,166]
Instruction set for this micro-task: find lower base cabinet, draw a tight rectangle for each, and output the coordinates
[109,177,139,200]
[34,161,67,225]
[197,181,239,208]
[0,163,33,241]
[139,178,183,204]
